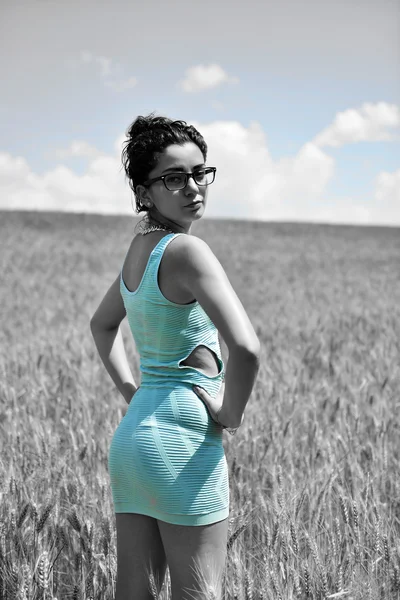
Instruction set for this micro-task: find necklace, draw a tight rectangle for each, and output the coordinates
[135,215,175,236]
[140,223,174,236]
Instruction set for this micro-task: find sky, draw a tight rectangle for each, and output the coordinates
[0,0,399,226]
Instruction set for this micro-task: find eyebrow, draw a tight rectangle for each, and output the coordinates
[161,163,206,174]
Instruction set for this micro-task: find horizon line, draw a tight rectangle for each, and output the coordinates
[1,208,399,231]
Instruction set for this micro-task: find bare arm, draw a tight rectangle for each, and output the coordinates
[90,275,138,404]
[173,235,261,428]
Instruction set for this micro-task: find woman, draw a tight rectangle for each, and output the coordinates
[90,113,260,600]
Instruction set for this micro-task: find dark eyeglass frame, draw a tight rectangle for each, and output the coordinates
[143,167,217,191]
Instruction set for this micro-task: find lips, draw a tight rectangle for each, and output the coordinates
[185,201,203,207]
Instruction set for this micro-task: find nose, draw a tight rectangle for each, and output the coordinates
[184,174,200,193]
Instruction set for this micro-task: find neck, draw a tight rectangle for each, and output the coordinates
[147,210,190,234]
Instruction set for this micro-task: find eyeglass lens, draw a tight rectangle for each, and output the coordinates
[164,168,215,190]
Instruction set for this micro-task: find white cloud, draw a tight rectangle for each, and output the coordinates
[79,50,138,93]
[114,133,127,155]
[81,51,112,77]
[54,141,103,160]
[373,167,400,224]
[178,64,239,93]
[0,151,129,214]
[1,105,399,226]
[313,102,400,148]
[375,168,400,202]
[193,120,336,222]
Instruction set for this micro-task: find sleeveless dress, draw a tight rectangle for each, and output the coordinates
[108,233,229,525]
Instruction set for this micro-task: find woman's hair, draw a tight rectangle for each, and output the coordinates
[121,112,208,213]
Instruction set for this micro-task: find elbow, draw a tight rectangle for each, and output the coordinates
[90,317,102,334]
[248,343,261,365]
[234,338,261,363]
[89,319,97,338]
[250,335,261,358]
[90,317,119,333]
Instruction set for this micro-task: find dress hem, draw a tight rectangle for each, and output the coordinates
[113,503,229,526]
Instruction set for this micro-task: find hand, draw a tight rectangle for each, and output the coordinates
[192,382,225,426]
[124,385,140,405]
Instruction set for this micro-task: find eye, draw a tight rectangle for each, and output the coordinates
[166,174,185,184]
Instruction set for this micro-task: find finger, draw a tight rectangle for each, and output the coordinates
[193,385,206,396]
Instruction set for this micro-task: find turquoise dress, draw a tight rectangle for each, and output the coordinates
[108,233,229,525]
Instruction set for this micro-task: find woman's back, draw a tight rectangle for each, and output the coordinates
[122,232,194,305]
[120,232,225,398]
[122,232,222,379]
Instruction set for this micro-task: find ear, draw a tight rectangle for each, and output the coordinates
[135,184,153,208]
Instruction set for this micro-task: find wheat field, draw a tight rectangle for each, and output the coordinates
[1,210,400,599]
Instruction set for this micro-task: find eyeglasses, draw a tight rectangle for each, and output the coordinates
[143,167,217,191]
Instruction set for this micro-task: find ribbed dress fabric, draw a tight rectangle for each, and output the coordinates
[108,233,229,525]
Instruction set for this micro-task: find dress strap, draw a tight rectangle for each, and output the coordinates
[147,233,184,271]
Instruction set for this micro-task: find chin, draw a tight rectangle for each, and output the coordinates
[190,211,204,224]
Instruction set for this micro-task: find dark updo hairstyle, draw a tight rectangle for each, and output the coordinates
[121,112,208,213]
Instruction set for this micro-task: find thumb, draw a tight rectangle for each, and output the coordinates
[193,385,205,396]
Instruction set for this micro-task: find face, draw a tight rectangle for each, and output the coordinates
[137,142,209,233]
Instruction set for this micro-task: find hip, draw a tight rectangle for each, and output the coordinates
[118,383,223,440]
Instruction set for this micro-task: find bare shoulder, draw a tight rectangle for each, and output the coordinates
[168,233,223,274]
[169,232,210,252]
